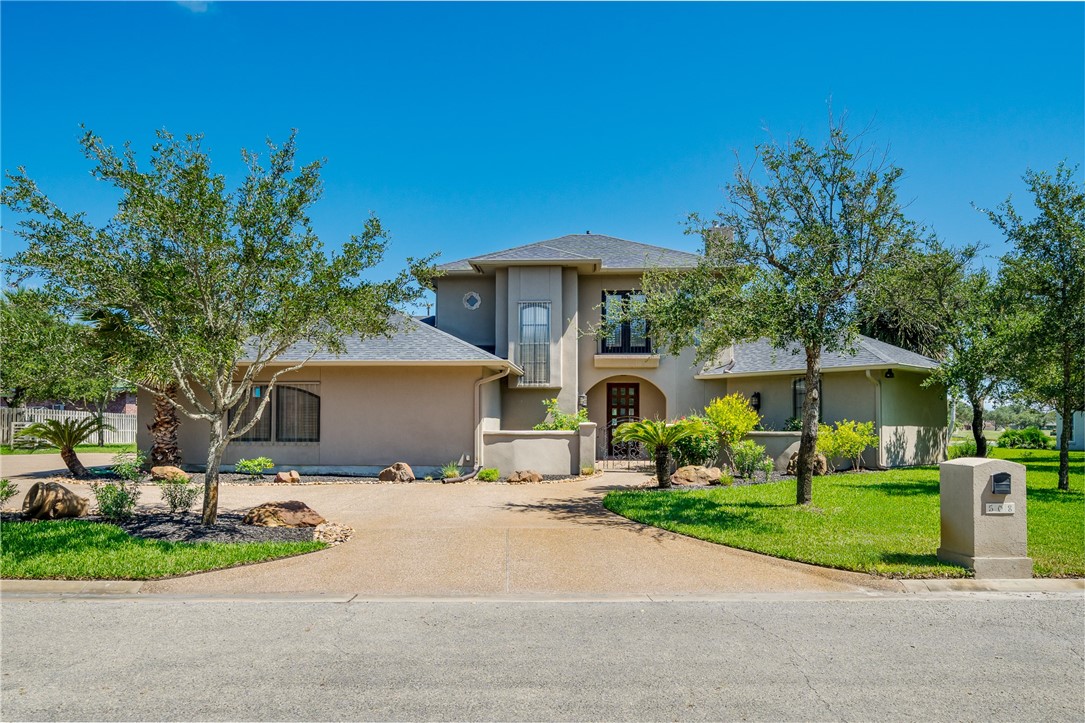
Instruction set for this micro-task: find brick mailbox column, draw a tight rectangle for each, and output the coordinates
[937,458,1032,578]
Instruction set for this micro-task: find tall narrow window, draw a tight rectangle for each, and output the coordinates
[601,291,651,354]
[518,301,551,385]
[276,383,321,442]
[231,385,271,442]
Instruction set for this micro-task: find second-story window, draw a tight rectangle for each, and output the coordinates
[601,291,651,354]
[518,301,551,385]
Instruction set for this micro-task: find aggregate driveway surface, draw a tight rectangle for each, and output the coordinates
[11,468,902,596]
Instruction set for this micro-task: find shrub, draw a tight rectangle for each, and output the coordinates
[16,417,114,477]
[0,479,19,508]
[783,417,803,431]
[91,480,141,520]
[704,395,761,461]
[713,472,735,487]
[817,420,878,472]
[997,426,1051,449]
[476,468,500,482]
[235,457,274,479]
[111,449,147,482]
[947,439,978,459]
[580,465,595,476]
[533,398,589,431]
[158,478,201,515]
[441,461,462,479]
[731,439,768,478]
[671,415,721,467]
[761,456,775,479]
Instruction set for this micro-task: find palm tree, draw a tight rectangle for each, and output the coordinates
[17,417,114,478]
[612,418,699,488]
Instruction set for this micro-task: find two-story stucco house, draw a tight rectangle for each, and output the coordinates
[145,233,946,476]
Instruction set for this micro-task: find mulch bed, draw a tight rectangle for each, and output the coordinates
[0,510,314,544]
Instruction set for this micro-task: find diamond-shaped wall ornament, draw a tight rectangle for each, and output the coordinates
[463,291,482,310]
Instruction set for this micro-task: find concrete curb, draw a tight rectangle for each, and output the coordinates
[2,578,1081,602]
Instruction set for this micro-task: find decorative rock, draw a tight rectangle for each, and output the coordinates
[288,470,301,483]
[378,462,415,482]
[786,452,828,476]
[242,501,326,528]
[151,465,189,481]
[22,482,89,520]
[671,465,723,486]
[507,470,543,485]
[273,471,297,484]
[314,521,354,545]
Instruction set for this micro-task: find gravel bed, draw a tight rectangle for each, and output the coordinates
[191,472,601,486]
[647,471,794,490]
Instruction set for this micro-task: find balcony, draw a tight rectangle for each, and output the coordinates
[595,322,658,368]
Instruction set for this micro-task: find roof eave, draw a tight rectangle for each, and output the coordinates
[694,362,938,380]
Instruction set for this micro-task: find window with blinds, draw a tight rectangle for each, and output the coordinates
[229,383,320,443]
[518,301,551,386]
[792,378,822,420]
[275,383,321,442]
[232,385,271,442]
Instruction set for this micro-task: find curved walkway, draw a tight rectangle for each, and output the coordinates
[3,457,903,596]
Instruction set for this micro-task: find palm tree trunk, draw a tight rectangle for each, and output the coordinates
[655,447,671,488]
[148,385,182,467]
[60,446,91,478]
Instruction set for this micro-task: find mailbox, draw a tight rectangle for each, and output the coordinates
[992,472,1012,495]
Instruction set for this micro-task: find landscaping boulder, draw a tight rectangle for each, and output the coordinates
[378,462,415,482]
[671,465,723,486]
[507,470,542,485]
[273,470,302,484]
[22,482,89,520]
[151,465,189,482]
[242,501,326,528]
[786,452,828,476]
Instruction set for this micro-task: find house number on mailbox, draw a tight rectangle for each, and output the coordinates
[985,502,1016,515]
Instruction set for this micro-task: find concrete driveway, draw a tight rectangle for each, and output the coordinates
[3,456,902,596]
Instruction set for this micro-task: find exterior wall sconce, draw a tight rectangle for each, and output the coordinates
[750,392,761,411]
[578,394,588,410]
[884,369,895,379]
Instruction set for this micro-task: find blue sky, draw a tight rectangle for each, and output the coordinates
[2,1,1082,299]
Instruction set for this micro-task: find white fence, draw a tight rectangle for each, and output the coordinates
[0,407,138,446]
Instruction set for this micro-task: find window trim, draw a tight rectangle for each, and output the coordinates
[230,382,321,444]
[600,290,652,354]
[517,301,551,386]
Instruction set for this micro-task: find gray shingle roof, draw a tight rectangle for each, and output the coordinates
[261,315,514,366]
[700,335,939,376]
[438,233,701,272]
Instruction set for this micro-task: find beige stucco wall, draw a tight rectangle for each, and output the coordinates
[881,370,947,465]
[482,429,577,476]
[137,365,493,471]
[435,275,496,349]
[507,266,564,389]
[577,274,719,429]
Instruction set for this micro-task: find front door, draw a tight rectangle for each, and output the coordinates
[607,382,640,455]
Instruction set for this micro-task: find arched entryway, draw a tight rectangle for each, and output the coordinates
[584,375,667,458]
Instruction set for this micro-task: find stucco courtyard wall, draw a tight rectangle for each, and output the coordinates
[137,365,491,472]
[481,423,596,476]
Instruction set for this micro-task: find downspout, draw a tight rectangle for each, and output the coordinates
[865,369,885,469]
[472,366,512,472]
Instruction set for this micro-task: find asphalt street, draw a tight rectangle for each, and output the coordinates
[2,594,1082,721]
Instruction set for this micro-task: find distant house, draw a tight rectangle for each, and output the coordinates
[1056,412,1084,451]
[142,233,947,475]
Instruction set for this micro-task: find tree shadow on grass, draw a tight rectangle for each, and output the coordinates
[502,488,784,540]
[871,480,940,497]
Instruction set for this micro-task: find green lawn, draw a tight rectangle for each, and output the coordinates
[604,448,1083,578]
[0,520,326,580]
[0,443,136,456]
